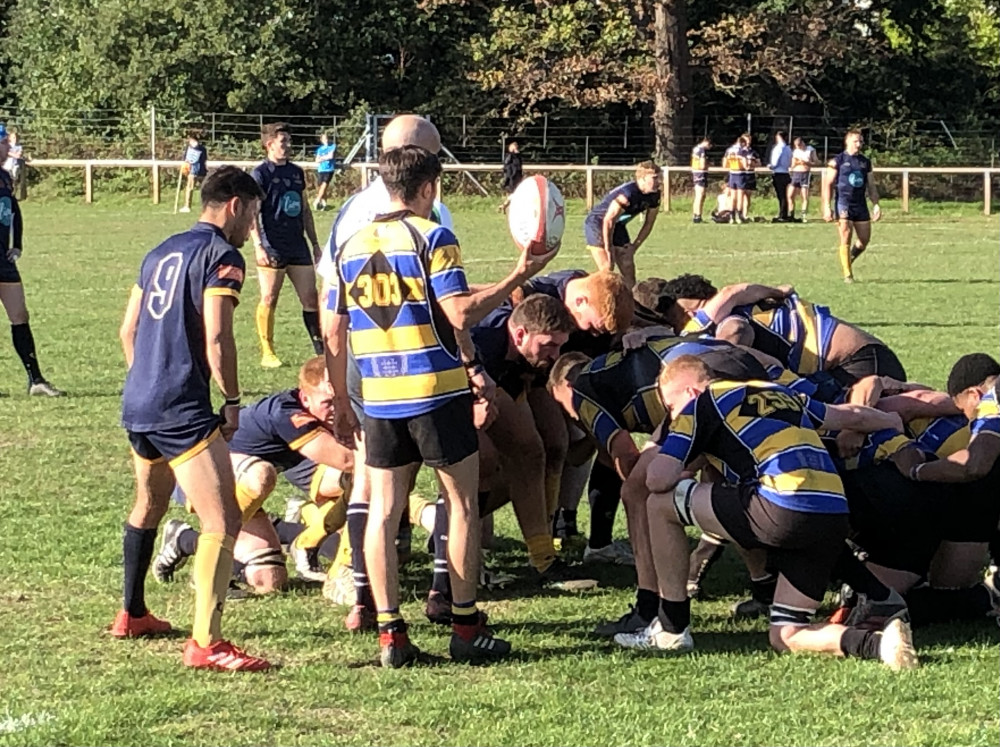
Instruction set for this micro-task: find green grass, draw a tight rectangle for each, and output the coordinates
[0,196,998,746]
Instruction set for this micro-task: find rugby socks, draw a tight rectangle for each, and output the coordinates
[588,461,622,550]
[832,548,893,602]
[636,588,659,621]
[302,310,323,355]
[235,483,266,522]
[191,532,235,647]
[11,323,43,383]
[346,501,374,609]
[526,534,557,574]
[749,573,777,605]
[657,597,691,634]
[255,303,277,357]
[431,498,452,595]
[903,585,992,627]
[122,524,157,617]
[377,609,406,634]
[544,471,561,526]
[297,500,333,550]
[839,628,882,660]
[451,599,482,639]
[838,243,852,278]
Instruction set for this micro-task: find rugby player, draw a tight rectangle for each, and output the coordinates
[153,356,354,590]
[115,166,271,671]
[0,123,63,397]
[584,161,661,288]
[622,356,917,670]
[251,122,325,367]
[822,130,882,283]
[179,131,208,214]
[690,137,711,223]
[723,135,751,224]
[788,136,820,220]
[327,145,555,667]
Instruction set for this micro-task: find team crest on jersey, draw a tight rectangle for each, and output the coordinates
[349,250,409,331]
[281,191,302,217]
[848,171,864,188]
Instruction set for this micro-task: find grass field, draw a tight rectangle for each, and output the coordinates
[0,195,998,746]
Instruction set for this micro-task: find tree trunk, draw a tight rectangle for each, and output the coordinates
[651,0,693,165]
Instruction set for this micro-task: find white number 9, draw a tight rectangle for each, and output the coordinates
[147,252,184,320]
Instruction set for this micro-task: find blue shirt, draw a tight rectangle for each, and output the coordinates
[251,160,309,255]
[769,143,791,174]
[229,389,325,471]
[316,144,337,174]
[121,223,245,431]
[830,152,872,206]
[0,169,22,253]
[586,181,660,227]
[183,143,207,176]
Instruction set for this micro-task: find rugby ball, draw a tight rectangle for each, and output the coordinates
[508,175,565,255]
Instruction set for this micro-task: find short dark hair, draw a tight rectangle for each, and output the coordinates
[379,145,442,203]
[775,130,787,141]
[661,274,717,301]
[946,353,1000,397]
[510,294,576,334]
[200,166,264,207]
[634,277,674,317]
[261,122,290,149]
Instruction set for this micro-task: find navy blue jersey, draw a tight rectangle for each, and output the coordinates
[251,160,309,255]
[517,268,615,359]
[586,182,660,228]
[471,305,531,398]
[121,223,245,431]
[0,169,23,253]
[228,389,325,471]
[183,143,208,176]
[830,152,872,206]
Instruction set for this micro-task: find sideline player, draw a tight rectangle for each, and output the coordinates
[822,130,881,283]
[313,133,337,211]
[0,123,63,397]
[251,122,325,367]
[114,166,271,671]
[624,356,917,670]
[179,131,208,214]
[583,161,661,288]
[690,137,711,223]
[788,136,819,220]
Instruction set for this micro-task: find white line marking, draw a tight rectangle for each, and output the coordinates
[0,712,54,735]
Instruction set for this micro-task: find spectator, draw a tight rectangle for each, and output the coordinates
[2,130,26,200]
[179,131,208,213]
[499,140,524,213]
[313,132,337,211]
[769,131,792,222]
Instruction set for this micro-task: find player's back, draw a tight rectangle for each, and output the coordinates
[122,223,245,431]
[229,389,322,469]
[587,181,656,225]
[907,414,970,458]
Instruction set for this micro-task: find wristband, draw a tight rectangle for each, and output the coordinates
[909,463,924,481]
[224,396,241,407]
[463,356,483,369]
[466,365,486,378]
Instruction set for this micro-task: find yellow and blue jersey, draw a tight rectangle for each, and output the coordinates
[121,222,245,431]
[332,211,470,419]
[691,144,709,173]
[824,428,913,472]
[228,389,324,471]
[183,143,207,176]
[765,364,846,404]
[659,380,848,514]
[907,414,970,458]
[251,160,309,254]
[971,385,1000,439]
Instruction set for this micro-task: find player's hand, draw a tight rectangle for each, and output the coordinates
[835,430,864,459]
[468,367,496,404]
[7,247,22,262]
[823,209,834,223]
[776,284,795,297]
[219,403,240,441]
[312,245,323,265]
[472,396,498,430]
[872,204,882,222]
[332,397,361,449]
[255,246,276,269]
[517,241,559,278]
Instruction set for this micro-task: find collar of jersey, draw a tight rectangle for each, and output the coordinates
[373,209,417,223]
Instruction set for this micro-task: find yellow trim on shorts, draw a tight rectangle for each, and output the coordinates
[130,448,166,466]
[288,427,323,452]
[204,287,240,300]
[168,427,222,469]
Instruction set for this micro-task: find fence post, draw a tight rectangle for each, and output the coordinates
[152,162,160,204]
[85,162,93,204]
[623,116,628,150]
[585,136,590,164]
[150,105,160,204]
[901,170,909,214]
[823,136,829,162]
[586,166,594,211]
[985,170,992,216]
[662,166,671,213]
[462,115,467,147]
[361,165,370,189]
[543,114,548,148]
[211,113,216,142]
[788,116,794,142]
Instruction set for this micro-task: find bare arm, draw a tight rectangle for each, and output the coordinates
[701,283,791,325]
[297,431,355,472]
[325,312,360,448]
[203,294,240,400]
[119,286,143,369]
[847,375,883,408]
[631,207,659,249]
[608,430,642,480]
[301,199,321,259]
[867,177,881,219]
[818,402,904,434]
[821,162,836,218]
[602,198,627,254]
[912,434,1000,483]
[876,391,961,421]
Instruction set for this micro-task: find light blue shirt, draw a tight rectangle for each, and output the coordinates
[770,143,792,173]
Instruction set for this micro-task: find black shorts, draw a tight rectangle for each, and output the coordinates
[700,349,769,382]
[790,172,811,188]
[317,171,334,185]
[258,243,313,269]
[829,343,907,387]
[0,256,21,284]
[841,463,940,574]
[937,457,1000,542]
[128,418,221,468]
[584,220,629,249]
[711,483,850,602]
[364,394,478,469]
[837,202,870,222]
[692,172,708,188]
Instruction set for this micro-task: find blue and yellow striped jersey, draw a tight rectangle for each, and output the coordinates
[764,364,846,404]
[691,144,708,172]
[331,211,470,419]
[824,428,913,472]
[971,384,1000,439]
[907,414,970,458]
[658,380,847,514]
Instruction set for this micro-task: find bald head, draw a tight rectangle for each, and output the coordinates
[381,115,441,154]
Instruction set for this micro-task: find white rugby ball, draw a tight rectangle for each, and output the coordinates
[507,174,565,255]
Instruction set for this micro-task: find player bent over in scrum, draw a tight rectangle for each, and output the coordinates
[627,356,917,670]
[115,167,271,671]
[153,356,354,591]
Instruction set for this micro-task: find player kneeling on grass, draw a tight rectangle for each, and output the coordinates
[114,166,272,671]
[153,356,354,591]
[623,356,918,670]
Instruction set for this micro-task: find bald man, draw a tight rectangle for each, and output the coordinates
[317,115,454,631]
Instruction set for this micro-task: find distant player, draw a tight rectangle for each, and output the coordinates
[724,135,751,223]
[251,122,324,367]
[788,136,819,220]
[499,140,524,213]
[0,123,63,397]
[584,161,661,288]
[115,166,272,671]
[179,131,208,214]
[822,130,881,283]
[313,132,337,211]
[690,137,711,223]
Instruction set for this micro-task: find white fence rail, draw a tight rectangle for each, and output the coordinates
[24,159,1000,216]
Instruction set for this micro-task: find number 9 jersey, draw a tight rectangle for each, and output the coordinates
[122,222,246,431]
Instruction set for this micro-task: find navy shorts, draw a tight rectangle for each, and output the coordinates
[0,256,21,284]
[790,172,811,188]
[317,171,334,185]
[584,219,630,249]
[128,418,221,468]
[837,202,870,223]
[258,242,314,269]
[727,173,749,190]
[692,171,708,188]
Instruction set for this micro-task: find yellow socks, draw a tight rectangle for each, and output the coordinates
[191,532,235,647]
[526,534,557,574]
[255,303,276,357]
[838,243,853,279]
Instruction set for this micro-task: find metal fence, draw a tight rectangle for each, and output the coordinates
[1,106,997,167]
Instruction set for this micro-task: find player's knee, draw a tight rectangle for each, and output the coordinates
[260,292,279,308]
[245,462,278,498]
[620,473,648,510]
[8,306,28,325]
[241,546,288,593]
[768,604,815,652]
